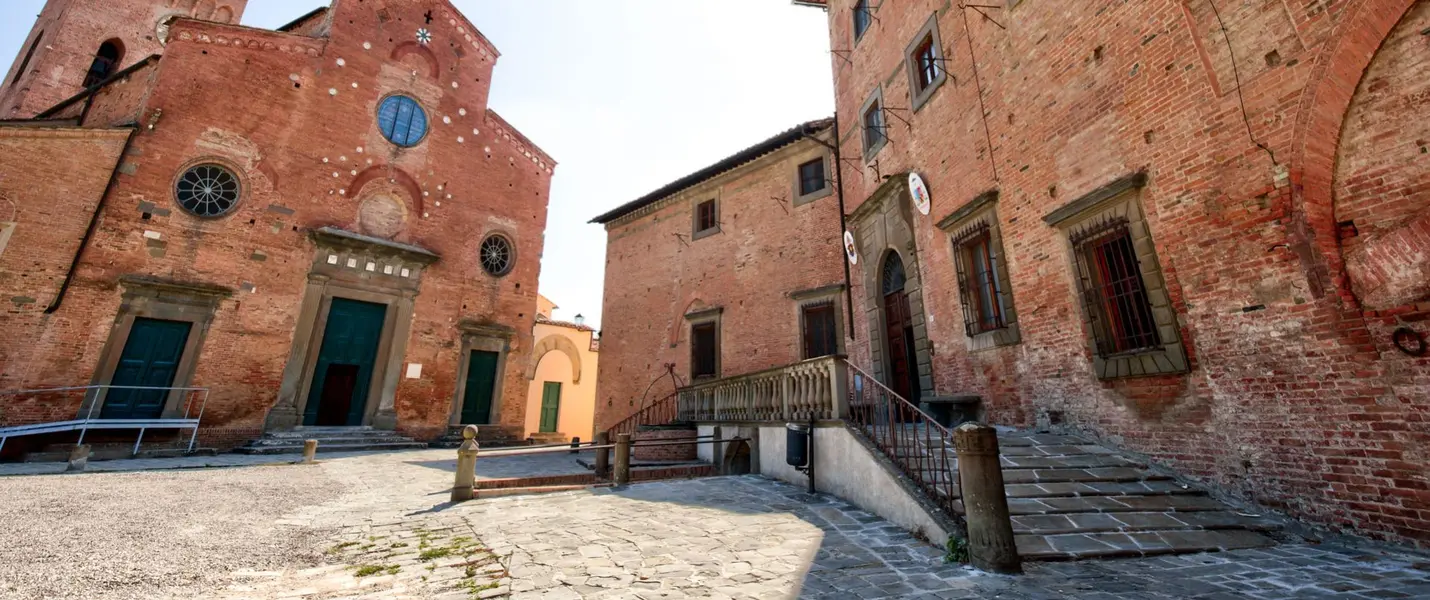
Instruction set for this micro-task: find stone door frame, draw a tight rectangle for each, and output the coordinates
[849,175,935,401]
[266,228,438,431]
[448,321,516,426]
[84,275,232,419]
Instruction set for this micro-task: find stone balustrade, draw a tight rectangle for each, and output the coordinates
[677,356,848,423]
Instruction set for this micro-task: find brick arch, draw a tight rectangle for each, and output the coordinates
[347,165,424,214]
[214,6,234,23]
[525,334,583,384]
[195,0,216,20]
[1287,0,1418,306]
[391,42,440,79]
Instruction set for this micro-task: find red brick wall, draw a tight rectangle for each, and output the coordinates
[0,127,132,422]
[813,0,1428,547]
[0,0,250,119]
[595,133,847,432]
[0,0,554,448]
[632,428,698,462]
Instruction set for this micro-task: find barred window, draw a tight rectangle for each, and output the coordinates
[951,221,1009,336]
[1071,217,1160,357]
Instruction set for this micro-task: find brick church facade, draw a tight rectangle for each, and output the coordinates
[0,0,554,452]
[597,0,1429,548]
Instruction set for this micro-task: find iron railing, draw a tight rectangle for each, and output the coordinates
[843,361,962,518]
[0,385,210,455]
[605,391,679,439]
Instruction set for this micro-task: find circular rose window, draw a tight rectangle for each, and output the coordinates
[479,234,514,277]
[175,163,240,217]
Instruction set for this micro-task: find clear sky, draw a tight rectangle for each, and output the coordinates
[0,0,834,330]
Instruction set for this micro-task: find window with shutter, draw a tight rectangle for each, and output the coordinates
[691,322,718,379]
[802,304,839,359]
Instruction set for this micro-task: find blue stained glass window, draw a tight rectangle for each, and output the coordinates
[377,95,428,147]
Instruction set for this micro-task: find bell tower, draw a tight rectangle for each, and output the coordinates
[0,0,249,119]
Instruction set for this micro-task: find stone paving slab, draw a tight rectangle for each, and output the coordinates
[1,448,1427,599]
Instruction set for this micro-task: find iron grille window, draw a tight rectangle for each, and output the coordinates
[951,222,1006,336]
[802,303,838,359]
[863,100,886,155]
[1071,218,1161,356]
[691,322,718,378]
[798,158,826,196]
[913,35,938,92]
[696,200,718,234]
[853,0,871,40]
[479,234,514,277]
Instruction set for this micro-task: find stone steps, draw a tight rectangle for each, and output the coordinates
[234,428,427,455]
[861,426,1282,561]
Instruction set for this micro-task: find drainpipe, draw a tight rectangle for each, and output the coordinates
[45,128,138,314]
[803,118,856,342]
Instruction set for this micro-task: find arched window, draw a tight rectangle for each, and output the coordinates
[83,40,124,88]
[882,252,907,296]
[10,31,43,86]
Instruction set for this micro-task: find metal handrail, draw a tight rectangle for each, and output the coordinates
[841,359,962,518]
[605,391,680,439]
[0,385,210,455]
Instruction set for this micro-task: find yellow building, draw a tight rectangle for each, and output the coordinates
[523,295,598,442]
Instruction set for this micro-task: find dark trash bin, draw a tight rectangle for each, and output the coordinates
[786,423,811,467]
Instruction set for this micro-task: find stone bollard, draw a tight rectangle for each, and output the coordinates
[594,432,610,478]
[451,425,480,502]
[302,439,318,464]
[953,422,1022,574]
[66,444,90,473]
[614,433,631,486]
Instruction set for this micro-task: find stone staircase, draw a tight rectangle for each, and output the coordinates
[234,427,427,455]
[429,424,528,449]
[879,427,1283,561]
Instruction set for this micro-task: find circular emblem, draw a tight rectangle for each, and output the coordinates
[844,231,859,265]
[416,28,433,45]
[909,172,931,216]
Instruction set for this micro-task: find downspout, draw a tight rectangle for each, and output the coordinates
[803,118,857,342]
[45,127,138,314]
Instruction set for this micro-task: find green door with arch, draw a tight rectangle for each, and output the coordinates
[539,382,562,433]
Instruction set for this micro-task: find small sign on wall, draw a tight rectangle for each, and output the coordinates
[844,231,859,265]
[405,363,423,379]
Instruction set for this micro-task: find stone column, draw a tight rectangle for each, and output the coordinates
[594,432,610,478]
[614,433,631,486]
[373,290,417,431]
[451,426,479,502]
[953,422,1021,574]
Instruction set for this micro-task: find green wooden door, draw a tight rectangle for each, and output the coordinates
[460,351,499,425]
[303,298,388,427]
[101,318,192,419]
[539,382,562,433]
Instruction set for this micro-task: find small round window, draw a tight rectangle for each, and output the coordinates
[175,163,240,217]
[479,234,514,277]
[377,95,428,147]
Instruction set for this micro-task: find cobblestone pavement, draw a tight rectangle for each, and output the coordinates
[1,449,1426,599]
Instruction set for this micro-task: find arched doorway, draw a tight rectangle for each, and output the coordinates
[881,252,921,402]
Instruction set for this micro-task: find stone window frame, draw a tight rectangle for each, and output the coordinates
[692,196,721,240]
[1043,173,1188,379]
[170,156,247,221]
[84,275,232,419]
[792,284,847,359]
[852,0,874,46]
[860,86,888,162]
[937,190,1021,352]
[448,321,516,427]
[904,13,948,112]
[685,307,723,380]
[478,231,517,278]
[791,145,834,207]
